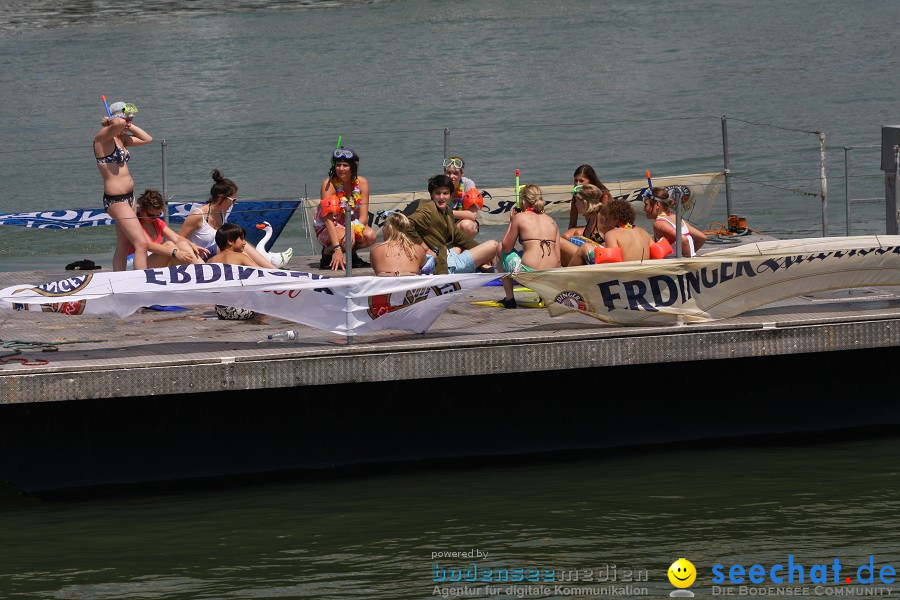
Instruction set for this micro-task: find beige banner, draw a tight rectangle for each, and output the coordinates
[302,172,725,234]
[515,235,900,326]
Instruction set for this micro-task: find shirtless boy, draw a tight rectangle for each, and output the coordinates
[207,223,258,267]
[207,223,261,320]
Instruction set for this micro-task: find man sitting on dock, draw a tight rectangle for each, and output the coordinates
[405,175,498,275]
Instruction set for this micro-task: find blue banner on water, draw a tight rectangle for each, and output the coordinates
[0,200,300,246]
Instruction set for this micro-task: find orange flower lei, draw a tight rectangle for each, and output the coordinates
[334,177,361,210]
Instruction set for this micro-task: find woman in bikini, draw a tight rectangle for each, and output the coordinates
[497,184,561,308]
[567,164,612,230]
[643,187,707,257]
[369,212,426,276]
[315,146,377,270]
[93,101,154,271]
[561,184,605,266]
[178,169,276,268]
[132,189,206,268]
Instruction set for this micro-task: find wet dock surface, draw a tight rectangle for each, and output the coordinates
[3,244,900,404]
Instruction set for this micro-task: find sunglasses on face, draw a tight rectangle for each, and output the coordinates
[141,210,164,218]
[442,158,464,169]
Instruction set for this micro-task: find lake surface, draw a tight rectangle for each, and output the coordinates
[0,0,897,270]
[1,2,899,598]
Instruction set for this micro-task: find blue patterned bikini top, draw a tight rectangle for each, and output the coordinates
[95,144,130,165]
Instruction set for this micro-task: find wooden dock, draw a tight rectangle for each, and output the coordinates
[3,244,900,495]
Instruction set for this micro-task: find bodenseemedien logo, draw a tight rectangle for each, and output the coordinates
[668,558,697,598]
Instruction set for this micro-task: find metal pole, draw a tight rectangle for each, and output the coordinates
[721,115,733,220]
[345,204,353,278]
[673,188,684,259]
[819,131,828,237]
[443,128,450,159]
[161,139,169,225]
[844,147,851,236]
[895,146,900,235]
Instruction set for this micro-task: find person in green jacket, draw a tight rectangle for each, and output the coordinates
[406,175,498,275]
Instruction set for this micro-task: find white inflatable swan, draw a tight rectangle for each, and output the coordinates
[255,222,293,268]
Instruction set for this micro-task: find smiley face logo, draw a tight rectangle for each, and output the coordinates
[668,558,696,588]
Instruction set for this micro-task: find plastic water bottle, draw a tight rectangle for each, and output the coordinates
[267,330,298,342]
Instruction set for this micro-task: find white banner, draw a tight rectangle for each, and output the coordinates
[0,267,497,336]
[515,235,900,325]
[5,236,896,332]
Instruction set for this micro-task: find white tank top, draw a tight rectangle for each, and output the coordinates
[185,204,218,250]
[656,215,696,257]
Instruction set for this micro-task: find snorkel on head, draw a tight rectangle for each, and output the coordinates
[108,101,138,121]
[328,145,359,179]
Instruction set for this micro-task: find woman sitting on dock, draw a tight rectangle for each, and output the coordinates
[132,190,206,268]
[178,169,277,268]
[443,156,480,238]
[643,187,707,257]
[316,147,377,270]
[567,164,612,230]
[497,184,561,308]
[561,184,605,265]
[369,212,426,276]
[93,101,154,271]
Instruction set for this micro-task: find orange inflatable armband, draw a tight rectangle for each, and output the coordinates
[463,188,484,211]
[593,246,623,264]
[649,237,674,259]
[319,195,341,217]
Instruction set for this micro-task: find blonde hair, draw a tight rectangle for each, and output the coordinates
[573,184,604,217]
[519,184,545,214]
[382,212,417,261]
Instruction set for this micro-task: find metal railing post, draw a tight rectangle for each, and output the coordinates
[345,204,353,278]
[673,188,684,259]
[721,115,733,220]
[895,145,900,234]
[819,131,828,236]
[443,128,450,159]
[844,146,851,236]
[161,139,169,224]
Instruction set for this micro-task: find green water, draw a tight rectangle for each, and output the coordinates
[2,436,899,598]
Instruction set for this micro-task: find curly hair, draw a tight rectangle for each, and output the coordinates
[137,189,166,212]
[603,199,636,227]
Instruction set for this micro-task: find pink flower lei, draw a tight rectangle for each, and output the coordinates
[334,177,361,210]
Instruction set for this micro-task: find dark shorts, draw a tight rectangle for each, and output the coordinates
[103,191,135,210]
[215,305,257,321]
